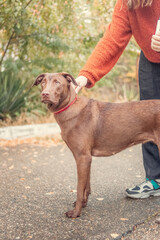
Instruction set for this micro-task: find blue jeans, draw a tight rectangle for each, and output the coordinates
[139,51,160,180]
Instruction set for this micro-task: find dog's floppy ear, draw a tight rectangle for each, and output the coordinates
[61,72,78,86]
[32,74,46,87]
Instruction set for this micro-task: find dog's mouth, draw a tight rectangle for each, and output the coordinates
[41,97,59,109]
[41,98,51,104]
[41,96,54,104]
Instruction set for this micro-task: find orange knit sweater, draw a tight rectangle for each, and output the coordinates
[79,0,160,88]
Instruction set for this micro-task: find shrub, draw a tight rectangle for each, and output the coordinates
[0,70,30,120]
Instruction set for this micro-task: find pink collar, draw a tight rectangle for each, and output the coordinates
[54,95,77,115]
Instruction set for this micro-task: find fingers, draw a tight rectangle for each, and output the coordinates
[76,76,88,87]
[71,82,83,94]
[75,85,82,94]
[151,35,160,52]
[73,76,88,94]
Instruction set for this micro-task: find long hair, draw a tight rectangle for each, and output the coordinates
[127,0,153,9]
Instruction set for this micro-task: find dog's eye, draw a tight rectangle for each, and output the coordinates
[55,80,60,85]
[41,82,45,87]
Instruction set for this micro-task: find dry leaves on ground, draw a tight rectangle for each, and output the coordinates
[0,135,63,147]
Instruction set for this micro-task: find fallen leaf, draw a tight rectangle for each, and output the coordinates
[120,218,128,221]
[20,178,25,181]
[22,166,27,169]
[9,165,14,170]
[96,198,104,201]
[111,233,119,238]
[46,192,54,195]
[25,186,31,189]
[71,189,77,193]
[22,195,27,199]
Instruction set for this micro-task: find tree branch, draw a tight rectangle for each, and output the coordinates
[25,0,33,9]
[0,31,15,68]
[0,0,34,69]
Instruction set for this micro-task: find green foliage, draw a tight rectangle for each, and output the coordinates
[0,0,116,75]
[0,0,140,121]
[0,70,29,120]
[0,58,48,119]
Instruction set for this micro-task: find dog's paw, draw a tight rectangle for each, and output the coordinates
[65,209,80,218]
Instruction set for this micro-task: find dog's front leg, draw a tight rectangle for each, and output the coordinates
[66,155,92,218]
[73,163,91,208]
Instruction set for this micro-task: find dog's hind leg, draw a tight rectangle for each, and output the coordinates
[83,168,91,207]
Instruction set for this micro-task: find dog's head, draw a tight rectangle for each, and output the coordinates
[33,72,78,111]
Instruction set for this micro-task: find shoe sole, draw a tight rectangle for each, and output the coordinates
[126,189,160,199]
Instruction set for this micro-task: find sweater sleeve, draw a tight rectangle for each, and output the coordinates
[79,0,132,88]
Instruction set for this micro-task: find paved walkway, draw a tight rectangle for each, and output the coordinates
[0,142,160,240]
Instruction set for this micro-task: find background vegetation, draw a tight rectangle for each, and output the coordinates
[0,0,139,124]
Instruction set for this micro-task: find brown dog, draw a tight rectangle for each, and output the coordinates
[33,72,160,218]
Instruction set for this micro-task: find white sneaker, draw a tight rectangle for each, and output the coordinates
[125,179,160,199]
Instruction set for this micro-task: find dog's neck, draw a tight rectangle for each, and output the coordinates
[56,86,76,111]
[54,95,89,128]
[54,94,77,115]
[47,85,76,116]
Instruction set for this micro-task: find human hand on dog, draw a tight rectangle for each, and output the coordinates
[151,34,160,52]
[73,76,88,94]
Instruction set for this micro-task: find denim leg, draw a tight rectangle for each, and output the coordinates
[139,51,160,180]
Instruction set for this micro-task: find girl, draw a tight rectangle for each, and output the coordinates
[75,0,160,198]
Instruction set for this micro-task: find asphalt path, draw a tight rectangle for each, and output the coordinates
[0,142,160,240]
